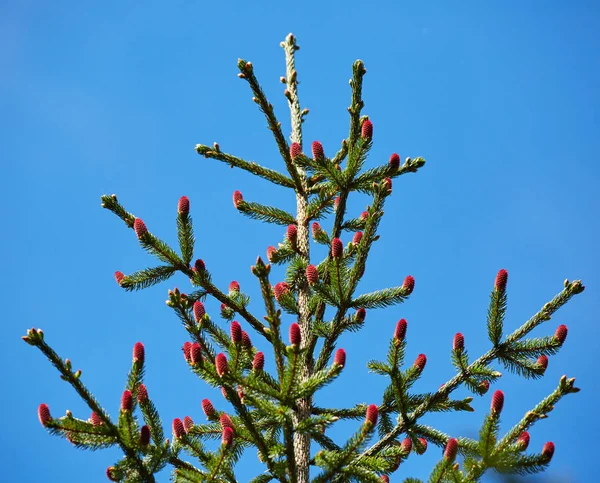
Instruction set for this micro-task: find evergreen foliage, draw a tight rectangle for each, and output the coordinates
[25,34,585,482]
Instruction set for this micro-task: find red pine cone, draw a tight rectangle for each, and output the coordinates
[334,196,341,211]
[360,210,369,220]
[273,282,290,302]
[312,141,324,159]
[331,238,343,258]
[401,437,412,454]
[416,437,428,454]
[554,324,568,344]
[90,412,103,426]
[413,354,427,371]
[133,218,148,238]
[290,323,301,346]
[172,418,185,439]
[221,386,229,400]
[394,319,408,342]
[106,467,119,481]
[182,342,192,362]
[220,413,234,432]
[233,190,244,208]
[241,330,252,349]
[267,246,277,262]
[389,153,400,169]
[352,231,363,245]
[361,119,373,139]
[290,142,302,160]
[537,355,549,371]
[444,438,459,462]
[453,333,464,351]
[253,352,265,371]
[190,343,202,365]
[287,224,298,243]
[334,348,346,368]
[178,196,190,215]
[312,222,322,237]
[193,301,205,322]
[230,321,242,344]
[114,271,125,285]
[140,425,151,445]
[229,281,240,292]
[215,353,229,376]
[183,416,194,433]
[383,177,392,191]
[121,390,133,412]
[194,259,206,272]
[355,308,366,323]
[137,384,148,404]
[495,269,508,292]
[380,477,390,483]
[403,275,415,294]
[491,390,504,414]
[542,441,555,460]
[479,380,490,394]
[306,264,319,285]
[202,399,215,418]
[133,342,145,364]
[365,404,379,427]
[517,431,530,450]
[38,403,51,427]
[222,426,234,447]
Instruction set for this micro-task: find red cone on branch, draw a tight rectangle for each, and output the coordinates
[140,425,151,445]
[413,354,427,372]
[312,222,323,238]
[306,264,319,285]
[334,196,341,211]
[230,321,242,344]
[114,271,125,285]
[253,352,265,371]
[479,380,490,394]
[403,275,415,294]
[182,342,192,362]
[137,384,148,404]
[491,390,504,414]
[194,259,206,272]
[361,119,373,139]
[331,238,343,258]
[233,190,243,208]
[215,353,229,376]
[222,426,234,447]
[401,437,413,454]
[517,431,530,450]
[380,477,390,483]
[290,323,301,346]
[220,413,234,432]
[178,196,190,215]
[312,141,324,159]
[287,224,298,244]
[133,218,147,238]
[202,399,215,419]
[183,416,194,433]
[121,390,133,412]
[334,348,346,368]
[554,325,568,344]
[172,418,185,439]
[190,343,202,365]
[537,355,549,372]
[133,342,145,364]
[106,467,119,482]
[267,246,277,262]
[389,153,400,169]
[416,437,428,454]
[355,308,366,323]
[273,282,290,302]
[495,269,508,292]
[38,404,51,427]
[229,281,240,293]
[444,438,459,462]
[90,412,103,426]
[394,319,408,342]
[290,142,302,160]
[193,301,205,322]
[542,442,555,460]
[360,210,369,220]
[241,330,252,349]
[365,404,378,428]
[383,177,392,191]
[352,231,363,245]
[453,333,464,352]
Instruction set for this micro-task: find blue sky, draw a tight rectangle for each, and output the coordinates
[2,1,599,482]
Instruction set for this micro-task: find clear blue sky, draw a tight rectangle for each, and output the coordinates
[3,1,599,482]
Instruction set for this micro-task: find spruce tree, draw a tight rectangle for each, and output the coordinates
[25,34,585,482]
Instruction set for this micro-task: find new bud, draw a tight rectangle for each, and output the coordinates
[172,418,185,439]
[178,196,190,215]
[193,301,205,322]
[444,438,459,462]
[230,321,242,344]
[229,281,240,293]
[133,342,145,364]
[312,141,324,159]
[542,441,555,460]
[383,177,392,191]
[133,218,147,238]
[361,119,373,139]
[331,238,343,258]
[290,323,301,346]
[90,412,103,426]
[479,380,490,394]
[491,390,504,414]
[215,353,229,376]
[365,404,378,428]
[495,269,508,292]
[121,390,133,412]
[290,142,302,160]
[202,399,215,418]
[267,246,277,262]
[453,333,464,352]
[233,190,244,208]
[253,352,265,371]
[554,324,568,344]
[306,264,319,285]
[389,153,400,169]
[413,354,427,372]
[360,210,369,220]
[394,319,407,342]
[334,348,346,368]
[403,275,415,294]
[517,431,530,450]
[114,271,125,285]
[140,425,151,445]
[38,404,51,427]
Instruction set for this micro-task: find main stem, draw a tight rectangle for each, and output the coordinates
[283,33,312,483]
